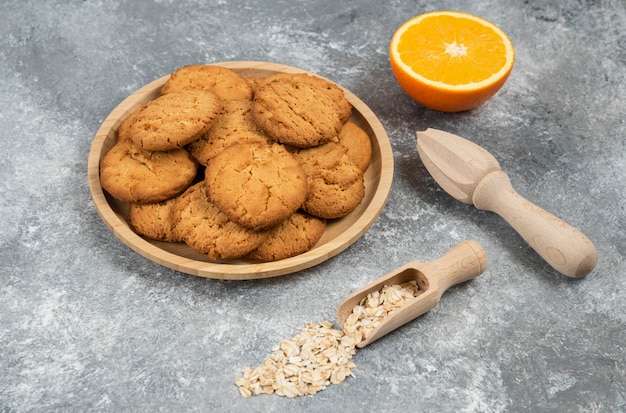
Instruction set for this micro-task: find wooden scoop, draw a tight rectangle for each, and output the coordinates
[416,128,597,278]
[337,240,487,348]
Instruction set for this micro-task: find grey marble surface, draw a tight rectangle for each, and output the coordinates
[1,0,625,412]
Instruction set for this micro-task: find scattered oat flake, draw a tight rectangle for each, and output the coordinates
[235,321,357,398]
[236,282,419,398]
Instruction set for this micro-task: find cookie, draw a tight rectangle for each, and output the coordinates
[296,73,352,123]
[172,182,267,260]
[160,64,253,101]
[248,211,326,262]
[129,197,181,242]
[100,141,197,204]
[258,73,352,123]
[292,142,365,219]
[187,100,273,165]
[205,142,308,230]
[251,76,344,147]
[334,121,372,172]
[129,89,222,151]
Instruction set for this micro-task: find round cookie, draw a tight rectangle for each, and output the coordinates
[172,183,268,260]
[292,142,365,219]
[129,89,222,151]
[129,197,181,242]
[334,121,372,172]
[188,100,273,165]
[258,73,352,123]
[205,142,308,230]
[160,64,253,101]
[251,76,344,147]
[99,141,197,204]
[248,211,326,262]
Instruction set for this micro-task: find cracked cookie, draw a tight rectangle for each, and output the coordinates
[248,211,326,261]
[251,76,344,147]
[205,142,308,230]
[160,64,253,101]
[99,140,197,204]
[129,89,222,151]
[292,142,365,219]
[172,182,268,260]
[255,73,352,123]
[129,197,181,242]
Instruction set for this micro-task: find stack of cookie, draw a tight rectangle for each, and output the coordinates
[100,64,372,262]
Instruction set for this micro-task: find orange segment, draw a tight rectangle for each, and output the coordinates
[390,11,515,112]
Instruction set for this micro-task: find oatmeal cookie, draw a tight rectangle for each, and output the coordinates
[254,73,352,123]
[160,64,253,101]
[99,141,197,204]
[205,142,308,230]
[129,89,222,151]
[248,211,326,261]
[129,197,181,242]
[251,76,344,147]
[292,142,365,219]
[172,183,268,260]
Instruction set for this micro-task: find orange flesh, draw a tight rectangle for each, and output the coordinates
[396,15,509,85]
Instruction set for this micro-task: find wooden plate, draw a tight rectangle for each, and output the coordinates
[87,61,394,280]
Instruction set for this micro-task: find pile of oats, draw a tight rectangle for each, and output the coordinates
[235,281,420,398]
[235,321,357,398]
[342,281,420,346]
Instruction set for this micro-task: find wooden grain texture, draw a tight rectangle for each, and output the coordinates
[416,128,597,278]
[336,240,487,347]
[88,61,394,280]
[472,171,597,278]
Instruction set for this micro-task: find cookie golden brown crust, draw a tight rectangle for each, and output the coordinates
[172,183,268,260]
[100,141,197,204]
[334,121,372,172]
[129,90,222,151]
[161,64,253,101]
[251,77,344,147]
[205,142,308,230]
[248,211,326,261]
[129,197,181,242]
[257,73,352,123]
[187,100,272,165]
[292,142,365,219]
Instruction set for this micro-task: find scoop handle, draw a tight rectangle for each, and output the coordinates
[421,240,488,294]
[472,171,597,278]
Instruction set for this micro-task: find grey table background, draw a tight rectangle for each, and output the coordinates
[1,0,624,412]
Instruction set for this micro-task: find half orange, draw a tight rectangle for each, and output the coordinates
[390,11,515,112]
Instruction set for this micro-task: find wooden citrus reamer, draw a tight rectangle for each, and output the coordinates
[416,128,597,278]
